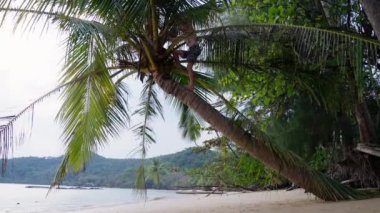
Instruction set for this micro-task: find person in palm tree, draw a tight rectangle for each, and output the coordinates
[173,22,202,91]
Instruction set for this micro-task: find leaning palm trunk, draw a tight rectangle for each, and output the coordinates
[155,73,369,201]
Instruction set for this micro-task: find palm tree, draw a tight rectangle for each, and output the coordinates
[0,0,379,201]
[148,159,166,187]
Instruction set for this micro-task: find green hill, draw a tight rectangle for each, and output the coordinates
[0,148,216,189]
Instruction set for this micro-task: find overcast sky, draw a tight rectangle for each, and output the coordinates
[0,21,208,159]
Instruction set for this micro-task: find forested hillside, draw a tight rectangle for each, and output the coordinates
[0,148,216,189]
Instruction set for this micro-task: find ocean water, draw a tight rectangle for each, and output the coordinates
[0,184,182,212]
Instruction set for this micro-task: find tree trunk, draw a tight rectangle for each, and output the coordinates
[361,0,380,38]
[359,0,380,144]
[155,73,367,201]
[339,113,354,159]
[355,100,377,144]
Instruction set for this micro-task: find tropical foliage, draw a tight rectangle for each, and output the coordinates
[189,140,282,189]
[0,148,216,188]
[229,0,380,186]
[0,0,379,201]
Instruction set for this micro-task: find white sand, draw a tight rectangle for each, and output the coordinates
[79,189,380,213]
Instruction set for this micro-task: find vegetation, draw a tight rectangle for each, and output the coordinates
[0,0,379,201]
[0,148,216,189]
[189,148,282,190]
[230,0,380,186]
[188,133,331,190]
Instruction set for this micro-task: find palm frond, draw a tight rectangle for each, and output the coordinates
[167,95,203,142]
[198,24,380,100]
[171,0,222,27]
[179,105,202,141]
[166,70,224,141]
[52,77,129,187]
[171,69,215,102]
[50,23,129,186]
[134,163,147,197]
[56,15,113,38]
[52,74,129,184]
[132,77,163,157]
[131,77,164,196]
[0,74,99,174]
[0,0,149,34]
[0,91,51,173]
[167,67,256,142]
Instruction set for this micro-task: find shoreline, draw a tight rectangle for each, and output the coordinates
[78,189,380,213]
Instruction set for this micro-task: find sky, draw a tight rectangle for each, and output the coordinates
[0,21,208,159]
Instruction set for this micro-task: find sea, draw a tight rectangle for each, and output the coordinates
[0,183,183,212]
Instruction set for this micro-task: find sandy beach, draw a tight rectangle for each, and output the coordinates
[80,189,380,213]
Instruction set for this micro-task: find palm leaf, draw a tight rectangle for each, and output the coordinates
[198,24,380,100]
[50,22,129,186]
[0,88,59,173]
[132,77,163,158]
[167,96,203,142]
[170,0,222,27]
[131,77,163,194]
[134,164,147,197]
[166,70,225,141]
[0,71,107,174]
[52,75,129,187]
